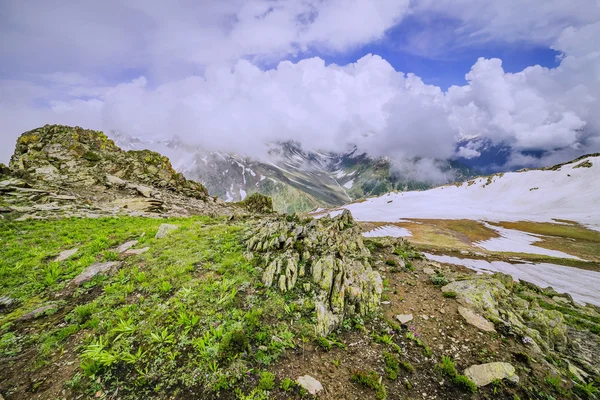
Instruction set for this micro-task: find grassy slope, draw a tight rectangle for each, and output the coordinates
[0,216,315,399]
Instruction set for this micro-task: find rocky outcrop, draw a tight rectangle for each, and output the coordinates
[237,192,273,213]
[247,210,382,335]
[10,125,208,199]
[1,125,236,220]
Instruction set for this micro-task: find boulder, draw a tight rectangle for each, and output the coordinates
[395,314,414,324]
[117,240,138,253]
[296,375,323,395]
[458,306,496,333]
[18,304,58,321]
[54,248,79,262]
[464,362,518,387]
[124,247,150,255]
[70,262,121,286]
[155,223,179,239]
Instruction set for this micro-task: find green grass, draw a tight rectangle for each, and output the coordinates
[351,369,387,400]
[0,216,313,398]
[438,356,477,393]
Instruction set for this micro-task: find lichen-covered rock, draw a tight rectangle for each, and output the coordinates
[247,210,382,335]
[464,362,518,387]
[155,223,179,239]
[9,125,209,199]
[237,192,273,213]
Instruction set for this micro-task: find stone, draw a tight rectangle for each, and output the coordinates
[296,375,323,395]
[117,240,138,253]
[70,262,121,286]
[106,174,126,186]
[113,198,163,212]
[0,296,16,311]
[458,306,496,333]
[155,223,179,239]
[54,248,78,262]
[18,304,57,321]
[464,362,519,387]
[124,247,150,255]
[395,314,413,324]
[133,184,154,198]
[423,267,436,275]
[568,363,589,382]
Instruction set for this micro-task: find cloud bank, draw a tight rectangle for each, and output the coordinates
[0,0,599,171]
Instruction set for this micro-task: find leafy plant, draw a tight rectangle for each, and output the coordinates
[257,371,276,391]
[351,369,387,400]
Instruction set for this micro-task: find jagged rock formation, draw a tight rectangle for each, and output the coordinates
[246,210,382,335]
[442,274,600,377]
[237,192,273,213]
[1,125,235,220]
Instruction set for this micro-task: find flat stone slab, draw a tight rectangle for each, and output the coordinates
[395,314,413,324]
[464,362,518,387]
[458,306,496,332]
[423,267,436,275]
[117,240,138,253]
[55,248,79,262]
[155,223,178,239]
[124,247,150,255]
[18,304,57,321]
[296,375,323,395]
[70,262,121,286]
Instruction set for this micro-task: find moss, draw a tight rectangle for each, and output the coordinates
[218,329,250,363]
[83,151,101,162]
[383,352,400,380]
[351,369,387,399]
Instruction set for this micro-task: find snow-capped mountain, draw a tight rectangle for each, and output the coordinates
[109,132,475,213]
[321,154,600,230]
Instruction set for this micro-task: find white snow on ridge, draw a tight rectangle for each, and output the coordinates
[338,156,600,230]
[424,253,600,306]
[362,226,412,238]
[343,179,354,189]
[476,223,581,260]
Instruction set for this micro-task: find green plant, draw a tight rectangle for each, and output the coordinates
[257,371,275,391]
[574,381,599,399]
[430,274,449,286]
[351,369,387,400]
[437,356,477,393]
[545,374,563,392]
[443,291,457,298]
[399,360,414,373]
[385,259,397,267]
[150,328,175,344]
[218,330,249,362]
[383,352,399,380]
[280,377,295,391]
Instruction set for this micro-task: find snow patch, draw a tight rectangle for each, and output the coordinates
[239,188,247,200]
[423,253,600,306]
[343,179,354,189]
[362,226,412,238]
[475,223,582,260]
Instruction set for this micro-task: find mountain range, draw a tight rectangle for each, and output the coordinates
[109,131,476,213]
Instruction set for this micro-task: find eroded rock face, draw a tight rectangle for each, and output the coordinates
[247,210,382,336]
[10,125,209,199]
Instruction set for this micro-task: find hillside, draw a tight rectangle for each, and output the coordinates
[0,126,599,400]
[110,132,475,214]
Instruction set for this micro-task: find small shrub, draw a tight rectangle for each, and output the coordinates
[438,355,477,393]
[351,369,387,400]
[430,274,449,286]
[574,381,598,399]
[317,336,332,351]
[218,330,249,362]
[385,259,397,267]
[280,377,295,391]
[443,291,457,298]
[383,352,400,380]
[83,151,101,162]
[399,360,414,373]
[257,371,275,390]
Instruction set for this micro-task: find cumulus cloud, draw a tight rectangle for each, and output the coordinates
[0,0,599,175]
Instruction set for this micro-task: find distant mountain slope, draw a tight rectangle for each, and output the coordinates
[109,132,475,213]
[325,154,600,229]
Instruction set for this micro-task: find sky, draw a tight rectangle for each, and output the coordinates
[1,0,599,172]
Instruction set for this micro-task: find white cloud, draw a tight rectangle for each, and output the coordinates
[0,0,599,175]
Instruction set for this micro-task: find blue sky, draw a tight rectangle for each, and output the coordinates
[0,0,599,171]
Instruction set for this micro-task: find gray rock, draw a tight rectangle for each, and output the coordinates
[464,362,519,387]
[458,306,496,333]
[70,262,121,286]
[395,314,413,324]
[54,248,78,262]
[155,223,178,239]
[133,184,154,198]
[124,247,150,255]
[106,174,126,186]
[18,304,57,321]
[423,267,436,275]
[296,375,323,395]
[117,240,138,253]
[0,296,16,310]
